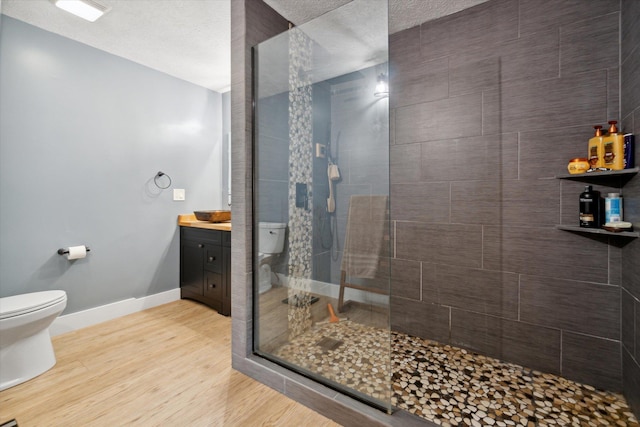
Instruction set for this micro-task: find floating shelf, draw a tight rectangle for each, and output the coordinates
[555,167,639,180]
[556,225,639,238]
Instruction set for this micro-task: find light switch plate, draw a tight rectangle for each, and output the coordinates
[173,188,185,201]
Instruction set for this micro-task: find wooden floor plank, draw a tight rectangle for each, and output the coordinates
[0,300,340,426]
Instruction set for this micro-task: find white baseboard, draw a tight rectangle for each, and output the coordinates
[50,288,181,337]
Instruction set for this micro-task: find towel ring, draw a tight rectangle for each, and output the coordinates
[154,171,172,189]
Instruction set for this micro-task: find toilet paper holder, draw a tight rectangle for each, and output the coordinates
[57,246,91,255]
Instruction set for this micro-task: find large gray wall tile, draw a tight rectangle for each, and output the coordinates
[622,37,640,121]
[244,0,289,46]
[420,0,518,61]
[390,143,421,184]
[450,180,502,225]
[435,265,519,319]
[608,68,621,122]
[449,28,558,96]
[482,71,608,135]
[391,296,450,344]
[519,126,595,180]
[520,275,620,339]
[560,13,619,76]
[390,182,450,223]
[622,0,640,60]
[420,262,439,304]
[451,179,560,226]
[390,258,421,300]
[483,227,609,283]
[389,26,419,63]
[519,0,619,36]
[562,332,622,392]
[622,289,636,355]
[450,309,561,374]
[390,55,449,108]
[395,93,482,144]
[420,133,518,182]
[396,222,482,267]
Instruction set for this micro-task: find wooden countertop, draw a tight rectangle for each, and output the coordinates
[178,214,231,231]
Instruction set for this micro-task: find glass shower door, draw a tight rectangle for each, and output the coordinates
[252,0,391,411]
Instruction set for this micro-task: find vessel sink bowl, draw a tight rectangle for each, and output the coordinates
[194,210,231,222]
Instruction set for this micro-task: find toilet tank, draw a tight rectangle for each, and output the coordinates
[258,222,286,255]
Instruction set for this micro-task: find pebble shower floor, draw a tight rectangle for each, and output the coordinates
[274,321,639,426]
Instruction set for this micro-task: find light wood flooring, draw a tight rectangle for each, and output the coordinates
[0,299,340,427]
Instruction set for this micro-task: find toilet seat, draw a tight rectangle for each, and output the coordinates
[0,291,67,320]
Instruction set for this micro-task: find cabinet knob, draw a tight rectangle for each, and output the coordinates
[209,284,216,288]
[208,256,216,262]
[198,244,204,248]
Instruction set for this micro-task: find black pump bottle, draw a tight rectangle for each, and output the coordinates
[579,185,601,228]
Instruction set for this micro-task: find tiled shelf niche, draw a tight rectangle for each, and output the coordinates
[556,167,639,239]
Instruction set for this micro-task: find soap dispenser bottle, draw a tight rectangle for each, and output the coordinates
[588,125,604,169]
[579,185,601,228]
[602,121,625,170]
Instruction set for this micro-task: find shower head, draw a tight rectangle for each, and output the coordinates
[328,164,340,181]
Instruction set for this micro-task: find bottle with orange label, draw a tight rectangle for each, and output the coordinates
[588,125,604,169]
[602,120,625,170]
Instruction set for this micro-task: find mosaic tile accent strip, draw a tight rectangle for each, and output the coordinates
[274,321,639,426]
[287,27,314,339]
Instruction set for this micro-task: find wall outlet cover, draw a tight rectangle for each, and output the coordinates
[173,188,185,201]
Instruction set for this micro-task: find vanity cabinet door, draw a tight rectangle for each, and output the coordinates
[180,239,205,296]
[204,272,223,312]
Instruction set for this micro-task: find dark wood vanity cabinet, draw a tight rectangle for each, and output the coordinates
[180,227,231,316]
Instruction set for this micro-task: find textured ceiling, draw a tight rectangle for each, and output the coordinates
[264,0,490,34]
[1,0,231,92]
[0,0,489,93]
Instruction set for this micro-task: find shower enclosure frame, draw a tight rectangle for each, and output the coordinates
[249,4,393,413]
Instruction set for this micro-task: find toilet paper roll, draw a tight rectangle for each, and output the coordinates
[67,245,87,260]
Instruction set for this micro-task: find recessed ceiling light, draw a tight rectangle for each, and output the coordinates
[54,0,110,22]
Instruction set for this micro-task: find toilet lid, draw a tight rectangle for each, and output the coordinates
[0,290,67,319]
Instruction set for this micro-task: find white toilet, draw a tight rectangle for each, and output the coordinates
[258,222,286,294]
[0,290,67,391]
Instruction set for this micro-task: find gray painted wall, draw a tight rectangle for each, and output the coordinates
[0,16,226,314]
[621,0,640,416]
[389,0,631,394]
